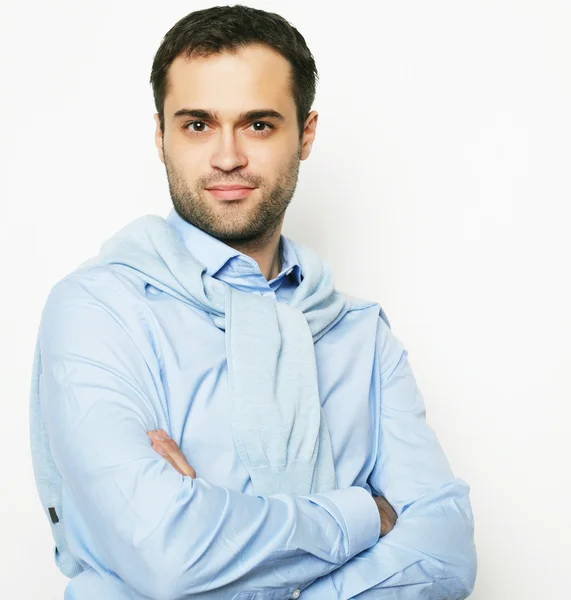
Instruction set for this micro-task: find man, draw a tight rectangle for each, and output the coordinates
[31,5,476,599]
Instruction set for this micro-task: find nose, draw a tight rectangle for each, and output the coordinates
[210,130,248,172]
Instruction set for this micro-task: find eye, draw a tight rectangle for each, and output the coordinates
[184,121,211,135]
[182,120,274,136]
[249,121,274,135]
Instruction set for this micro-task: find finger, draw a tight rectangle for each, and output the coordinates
[156,443,185,476]
[148,430,197,478]
[148,429,173,442]
[160,441,197,478]
[147,432,187,475]
[149,435,196,478]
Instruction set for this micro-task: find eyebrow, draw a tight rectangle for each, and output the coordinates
[172,108,286,123]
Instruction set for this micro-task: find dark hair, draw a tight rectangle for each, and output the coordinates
[150,4,318,140]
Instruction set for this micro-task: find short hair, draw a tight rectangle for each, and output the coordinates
[150,4,318,140]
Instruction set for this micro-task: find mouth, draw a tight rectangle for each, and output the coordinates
[205,185,257,201]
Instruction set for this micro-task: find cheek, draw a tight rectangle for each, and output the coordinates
[167,130,207,161]
[166,145,204,181]
[249,145,293,178]
[170,141,203,166]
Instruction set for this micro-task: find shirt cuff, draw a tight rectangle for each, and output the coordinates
[322,486,381,558]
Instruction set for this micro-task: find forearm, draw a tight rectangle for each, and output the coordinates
[71,472,379,599]
[301,479,476,600]
[40,278,381,599]
[302,316,478,599]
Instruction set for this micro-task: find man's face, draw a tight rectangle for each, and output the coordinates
[154,44,317,244]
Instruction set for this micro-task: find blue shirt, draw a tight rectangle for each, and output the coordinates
[38,208,476,599]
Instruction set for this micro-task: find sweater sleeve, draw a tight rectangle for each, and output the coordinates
[38,273,381,600]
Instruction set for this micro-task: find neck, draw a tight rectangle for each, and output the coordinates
[223,224,283,281]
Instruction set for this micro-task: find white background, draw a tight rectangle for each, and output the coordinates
[1,1,570,598]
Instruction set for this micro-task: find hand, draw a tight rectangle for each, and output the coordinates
[373,495,398,537]
[147,429,196,478]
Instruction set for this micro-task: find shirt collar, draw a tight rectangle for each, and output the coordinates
[165,208,302,285]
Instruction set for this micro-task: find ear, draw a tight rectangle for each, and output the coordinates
[154,113,165,164]
[300,110,318,161]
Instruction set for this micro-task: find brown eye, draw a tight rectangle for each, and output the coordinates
[185,121,210,134]
[249,122,274,134]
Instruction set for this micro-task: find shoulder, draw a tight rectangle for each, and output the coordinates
[338,288,406,386]
[333,291,400,377]
[49,259,147,301]
[41,263,151,348]
[373,310,408,386]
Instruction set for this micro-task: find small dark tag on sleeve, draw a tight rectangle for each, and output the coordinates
[48,507,59,524]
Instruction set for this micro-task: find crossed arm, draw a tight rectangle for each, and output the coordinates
[40,275,476,599]
[148,429,399,538]
[146,335,477,600]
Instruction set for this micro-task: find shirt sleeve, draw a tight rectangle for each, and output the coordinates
[38,271,381,600]
[301,316,478,600]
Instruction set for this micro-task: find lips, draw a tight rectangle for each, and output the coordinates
[206,185,255,190]
[206,185,257,200]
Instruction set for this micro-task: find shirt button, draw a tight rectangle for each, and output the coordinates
[292,589,301,599]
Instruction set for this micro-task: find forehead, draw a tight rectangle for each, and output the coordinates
[164,44,296,119]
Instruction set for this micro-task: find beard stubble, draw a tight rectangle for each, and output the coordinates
[164,145,302,246]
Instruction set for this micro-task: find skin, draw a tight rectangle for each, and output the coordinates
[147,43,397,537]
[153,43,318,280]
